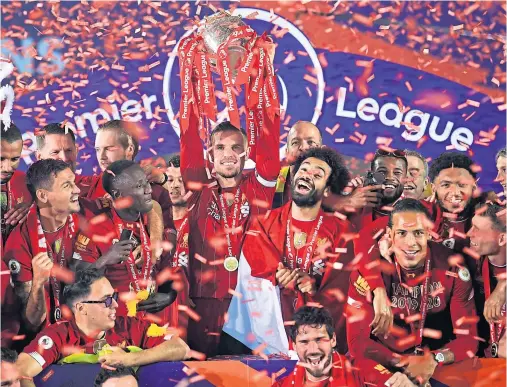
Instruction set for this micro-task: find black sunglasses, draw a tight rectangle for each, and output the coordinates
[375,149,406,158]
[80,292,118,308]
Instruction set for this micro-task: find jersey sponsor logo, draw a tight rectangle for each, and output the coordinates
[354,275,370,296]
[458,267,471,282]
[54,238,62,255]
[240,200,250,218]
[38,335,54,350]
[374,364,392,375]
[177,251,188,268]
[8,259,20,274]
[72,252,82,261]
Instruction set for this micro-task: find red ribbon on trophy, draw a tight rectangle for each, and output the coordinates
[177,11,280,159]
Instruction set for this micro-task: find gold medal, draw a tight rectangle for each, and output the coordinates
[224,256,239,272]
[293,232,307,249]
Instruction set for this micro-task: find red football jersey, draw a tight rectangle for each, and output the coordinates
[23,316,166,370]
[180,110,280,300]
[1,170,31,243]
[347,241,478,374]
[2,198,104,326]
[242,202,355,352]
[73,206,172,320]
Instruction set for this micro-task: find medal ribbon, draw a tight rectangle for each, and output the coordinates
[213,187,242,259]
[178,36,200,132]
[112,210,153,293]
[483,258,506,344]
[394,255,432,348]
[284,211,324,273]
[27,204,77,323]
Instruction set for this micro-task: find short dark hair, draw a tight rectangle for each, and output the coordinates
[290,306,334,343]
[387,198,432,228]
[1,121,22,143]
[293,147,350,194]
[371,150,408,171]
[404,149,428,177]
[210,121,247,144]
[166,153,180,168]
[26,159,71,200]
[36,123,76,150]
[1,347,18,363]
[102,159,138,196]
[428,152,476,182]
[496,147,506,163]
[94,366,137,387]
[63,268,105,309]
[98,120,140,159]
[476,203,506,232]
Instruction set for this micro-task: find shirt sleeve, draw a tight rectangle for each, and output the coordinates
[444,267,478,362]
[253,107,280,185]
[180,105,209,186]
[22,325,66,370]
[353,226,386,292]
[126,317,167,349]
[346,271,397,365]
[3,225,34,283]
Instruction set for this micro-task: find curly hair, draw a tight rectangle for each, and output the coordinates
[428,152,476,182]
[166,153,180,168]
[290,306,334,343]
[293,147,350,195]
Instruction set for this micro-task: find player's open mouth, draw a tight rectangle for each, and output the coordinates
[404,185,415,191]
[221,161,237,166]
[448,197,463,205]
[470,241,478,247]
[295,179,313,194]
[109,312,116,320]
[306,354,324,366]
[384,183,396,190]
[70,197,79,203]
[403,250,419,257]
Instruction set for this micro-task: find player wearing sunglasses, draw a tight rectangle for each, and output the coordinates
[14,269,189,386]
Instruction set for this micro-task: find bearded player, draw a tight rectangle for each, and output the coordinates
[1,121,31,244]
[180,83,280,358]
[243,147,356,351]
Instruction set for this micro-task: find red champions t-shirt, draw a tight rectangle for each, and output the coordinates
[23,316,167,370]
[1,170,31,244]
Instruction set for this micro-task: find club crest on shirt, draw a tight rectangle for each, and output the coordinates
[294,232,307,249]
[458,267,471,282]
[442,238,455,249]
[54,239,62,255]
[8,259,20,274]
[317,237,328,246]
[38,335,54,350]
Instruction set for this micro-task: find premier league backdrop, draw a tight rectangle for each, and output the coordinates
[1,1,505,191]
